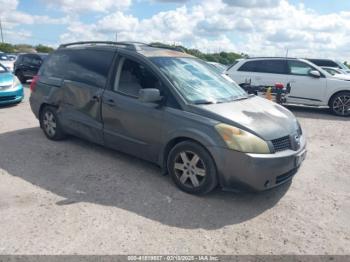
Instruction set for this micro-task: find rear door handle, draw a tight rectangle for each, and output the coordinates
[105,99,115,106]
[91,95,100,102]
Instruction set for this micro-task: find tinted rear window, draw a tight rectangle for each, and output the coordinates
[308,59,339,68]
[238,60,288,74]
[40,49,115,88]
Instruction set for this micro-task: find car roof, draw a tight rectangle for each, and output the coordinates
[306,58,334,61]
[58,41,194,58]
[244,57,298,60]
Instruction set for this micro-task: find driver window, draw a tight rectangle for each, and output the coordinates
[288,60,314,76]
[114,57,161,98]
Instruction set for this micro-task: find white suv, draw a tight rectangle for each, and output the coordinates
[225,58,350,116]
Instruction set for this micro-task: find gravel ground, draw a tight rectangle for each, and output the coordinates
[0,87,349,255]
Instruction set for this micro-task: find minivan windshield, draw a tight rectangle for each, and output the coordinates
[151,57,247,104]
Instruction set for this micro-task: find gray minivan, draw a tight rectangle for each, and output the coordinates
[29,41,306,194]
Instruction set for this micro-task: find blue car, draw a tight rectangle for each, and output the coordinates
[0,63,24,105]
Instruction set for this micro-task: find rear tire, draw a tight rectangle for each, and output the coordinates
[329,91,350,117]
[167,141,218,195]
[39,106,66,140]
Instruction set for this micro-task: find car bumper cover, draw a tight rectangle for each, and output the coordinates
[0,86,24,105]
[208,136,307,191]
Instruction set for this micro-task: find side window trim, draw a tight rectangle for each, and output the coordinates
[287,60,323,77]
[238,60,288,75]
[113,57,126,93]
[112,55,142,99]
[112,54,160,99]
[109,52,182,109]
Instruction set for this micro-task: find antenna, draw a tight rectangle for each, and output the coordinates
[285,48,289,58]
[0,17,4,43]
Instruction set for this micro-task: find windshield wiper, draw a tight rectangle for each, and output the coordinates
[193,100,216,105]
[232,96,249,102]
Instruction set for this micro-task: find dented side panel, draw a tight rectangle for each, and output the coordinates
[57,80,104,145]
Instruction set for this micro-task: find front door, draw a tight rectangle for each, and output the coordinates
[287,60,327,105]
[102,55,164,163]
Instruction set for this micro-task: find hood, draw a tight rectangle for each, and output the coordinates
[189,96,298,141]
[0,60,14,71]
[331,74,350,81]
[0,72,14,86]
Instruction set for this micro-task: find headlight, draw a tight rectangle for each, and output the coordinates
[215,123,270,154]
[12,76,21,88]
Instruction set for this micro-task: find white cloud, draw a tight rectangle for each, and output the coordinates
[56,0,350,62]
[3,0,350,62]
[0,0,18,12]
[45,0,132,13]
[223,0,282,8]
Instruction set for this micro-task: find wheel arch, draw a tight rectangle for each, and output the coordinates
[328,90,350,106]
[38,103,58,128]
[160,136,218,175]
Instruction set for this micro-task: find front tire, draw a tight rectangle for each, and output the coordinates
[167,141,218,195]
[40,106,66,140]
[330,91,350,117]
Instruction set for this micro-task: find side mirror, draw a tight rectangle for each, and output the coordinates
[139,88,163,103]
[309,70,321,78]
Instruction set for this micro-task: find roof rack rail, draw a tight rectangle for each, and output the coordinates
[247,56,297,60]
[148,43,185,53]
[58,41,187,53]
[58,41,146,51]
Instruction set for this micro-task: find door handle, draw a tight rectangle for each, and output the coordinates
[91,95,100,102]
[105,98,115,106]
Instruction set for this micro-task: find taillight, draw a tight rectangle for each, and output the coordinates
[30,75,39,92]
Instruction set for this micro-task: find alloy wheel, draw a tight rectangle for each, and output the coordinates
[332,95,350,116]
[173,151,207,188]
[43,111,57,137]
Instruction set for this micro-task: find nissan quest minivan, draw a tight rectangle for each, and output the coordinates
[29,41,306,194]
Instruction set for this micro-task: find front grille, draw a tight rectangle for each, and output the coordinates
[271,136,291,152]
[0,96,16,102]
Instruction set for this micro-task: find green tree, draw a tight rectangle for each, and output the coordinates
[149,42,244,65]
[0,43,15,53]
[35,44,54,53]
[14,44,36,53]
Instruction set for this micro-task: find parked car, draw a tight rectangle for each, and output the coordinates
[0,54,14,72]
[306,58,350,74]
[5,54,17,61]
[29,41,306,194]
[321,67,350,80]
[0,63,24,105]
[207,62,227,73]
[225,57,350,116]
[14,53,48,83]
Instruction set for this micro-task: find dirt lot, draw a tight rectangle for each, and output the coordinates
[0,87,349,255]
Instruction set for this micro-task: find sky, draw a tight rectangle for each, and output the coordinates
[1,0,350,61]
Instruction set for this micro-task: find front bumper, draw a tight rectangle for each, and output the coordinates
[208,136,307,191]
[0,85,24,105]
